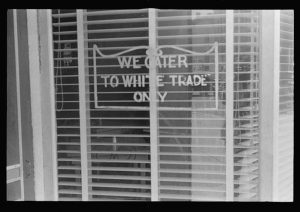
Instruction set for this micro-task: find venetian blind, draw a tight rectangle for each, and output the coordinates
[277,10,293,201]
[52,9,261,201]
[233,10,260,201]
[156,10,227,201]
[52,9,82,201]
[84,9,151,201]
[52,9,151,201]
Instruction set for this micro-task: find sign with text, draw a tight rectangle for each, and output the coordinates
[92,42,219,110]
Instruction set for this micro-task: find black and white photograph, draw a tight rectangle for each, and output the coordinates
[6,9,294,201]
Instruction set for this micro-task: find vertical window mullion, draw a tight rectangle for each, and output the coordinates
[259,10,281,201]
[225,10,234,201]
[148,8,159,201]
[45,9,59,201]
[76,9,89,201]
[13,9,25,201]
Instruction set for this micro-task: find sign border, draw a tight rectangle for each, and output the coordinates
[92,42,219,111]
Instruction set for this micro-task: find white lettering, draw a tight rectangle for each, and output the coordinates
[143,75,149,87]
[133,91,168,102]
[202,77,207,86]
[178,55,188,68]
[193,75,201,86]
[167,74,207,87]
[117,55,189,69]
[168,55,176,68]
[100,75,110,88]
[169,75,178,86]
[158,92,168,102]
[133,92,143,102]
[145,57,150,68]
[156,56,162,68]
[137,75,142,87]
[122,75,134,87]
[132,75,137,87]
[157,75,164,87]
[185,75,193,86]
[110,75,119,87]
[132,56,142,69]
[143,92,150,101]
[117,57,132,69]
[178,75,186,86]
[134,92,150,102]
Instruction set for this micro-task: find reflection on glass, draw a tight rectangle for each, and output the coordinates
[156,10,227,201]
[277,10,293,201]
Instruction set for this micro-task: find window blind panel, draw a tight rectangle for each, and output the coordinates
[233,10,260,201]
[277,10,294,201]
[51,9,264,201]
[83,9,151,201]
[52,9,83,201]
[156,10,227,201]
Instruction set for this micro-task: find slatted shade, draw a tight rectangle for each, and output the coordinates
[52,9,82,201]
[233,10,260,201]
[277,10,293,201]
[52,9,261,201]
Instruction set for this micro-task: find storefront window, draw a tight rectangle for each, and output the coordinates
[52,9,261,201]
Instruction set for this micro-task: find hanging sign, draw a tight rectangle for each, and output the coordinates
[92,42,219,110]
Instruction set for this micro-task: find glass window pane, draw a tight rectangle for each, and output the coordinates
[7,181,21,201]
